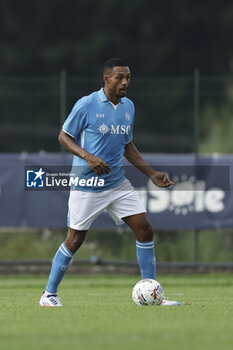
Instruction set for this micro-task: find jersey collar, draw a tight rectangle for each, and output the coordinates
[98,88,124,104]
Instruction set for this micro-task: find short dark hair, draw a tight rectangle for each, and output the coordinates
[104,58,128,74]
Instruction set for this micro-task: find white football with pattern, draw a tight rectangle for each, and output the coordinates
[132,279,164,306]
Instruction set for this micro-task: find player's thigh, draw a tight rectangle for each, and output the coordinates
[68,189,109,230]
[107,184,146,225]
[122,212,154,242]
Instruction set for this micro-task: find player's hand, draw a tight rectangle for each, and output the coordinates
[150,171,174,188]
[86,155,110,175]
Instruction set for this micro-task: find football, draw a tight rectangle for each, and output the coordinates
[132,278,164,306]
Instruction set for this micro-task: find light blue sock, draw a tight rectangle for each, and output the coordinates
[136,240,156,279]
[46,242,74,293]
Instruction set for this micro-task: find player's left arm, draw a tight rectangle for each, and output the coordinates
[124,141,174,188]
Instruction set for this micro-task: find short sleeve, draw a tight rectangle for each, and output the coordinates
[125,102,135,144]
[62,101,88,138]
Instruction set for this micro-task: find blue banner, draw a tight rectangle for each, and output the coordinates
[0,153,232,229]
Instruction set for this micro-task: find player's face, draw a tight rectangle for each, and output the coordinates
[104,66,131,98]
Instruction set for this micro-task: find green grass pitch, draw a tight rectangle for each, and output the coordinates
[0,273,233,350]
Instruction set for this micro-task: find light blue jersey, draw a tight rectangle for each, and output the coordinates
[62,88,134,191]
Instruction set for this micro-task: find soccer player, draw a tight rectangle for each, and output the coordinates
[39,58,180,307]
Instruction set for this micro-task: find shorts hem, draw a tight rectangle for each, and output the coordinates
[120,209,146,220]
[68,224,91,231]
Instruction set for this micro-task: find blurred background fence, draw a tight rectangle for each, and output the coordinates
[1,71,233,154]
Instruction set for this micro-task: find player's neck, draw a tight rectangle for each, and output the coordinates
[104,88,120,105]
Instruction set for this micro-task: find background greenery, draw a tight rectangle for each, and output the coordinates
[0,229,233,262]
[0,0,232,77]
[1,1,233,153]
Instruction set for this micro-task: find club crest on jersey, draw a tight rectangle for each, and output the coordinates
[125,112,130,121]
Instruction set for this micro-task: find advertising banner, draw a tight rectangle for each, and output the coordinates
[0,153,232,229]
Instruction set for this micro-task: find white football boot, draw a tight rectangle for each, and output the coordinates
[161,298,180,306]
[39,291,62,307]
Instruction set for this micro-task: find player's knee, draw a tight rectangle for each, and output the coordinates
[65,230,87,253]
[138,222,154,241]
[72,232,86,250]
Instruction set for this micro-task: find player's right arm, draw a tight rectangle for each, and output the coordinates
[60,100,110,175]
[58,130,110,175]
